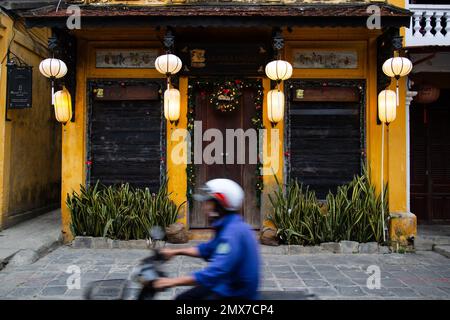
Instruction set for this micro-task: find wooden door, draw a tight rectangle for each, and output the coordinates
[410,89,450,222]
[410,104,428,221]
[191,83,259,228]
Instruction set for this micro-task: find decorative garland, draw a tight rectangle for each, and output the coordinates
[209,80,243,112]
[252,81,264,206]
[187,79,264,211]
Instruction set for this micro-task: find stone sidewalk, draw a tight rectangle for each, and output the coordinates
[0,210,62,269]
[0,246,449,300]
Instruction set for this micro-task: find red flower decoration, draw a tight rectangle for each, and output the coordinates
[223,89,230,94]
[86,160,92,166]
[235,80,242,84]
[256,105,262,110]
[161,157,165,162]
[284,152,290,157]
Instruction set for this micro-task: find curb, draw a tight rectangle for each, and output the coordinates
[0,234,63,271]
[434,245,450,259]
[72,236,391,254]
[414,236,450,257]
[71,236,204,250]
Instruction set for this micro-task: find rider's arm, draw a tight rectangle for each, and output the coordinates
[153,275,196,289]
[165,247,201,258]
[162,240,216,260]
[170,276,196,287]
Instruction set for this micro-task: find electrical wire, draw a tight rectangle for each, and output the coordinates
[7,51,27,66]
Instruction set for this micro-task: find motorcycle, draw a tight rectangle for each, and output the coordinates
[83,227,316,300]
[83,227,168,300]
[83,247,167,300]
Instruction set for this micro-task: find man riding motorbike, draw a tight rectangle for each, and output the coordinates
[153,178,261,300]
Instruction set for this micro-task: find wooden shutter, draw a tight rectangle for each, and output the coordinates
[288,81,364,199]
[88,81,163,191]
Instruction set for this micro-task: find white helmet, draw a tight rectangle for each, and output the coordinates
[193,179,244,212]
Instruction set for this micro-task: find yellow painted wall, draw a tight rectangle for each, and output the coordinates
[386,0,408,214]
[261,78,284,228]
[387,76,407,213]
[284,28,380,182]
[167,76,188,225]
[0,13,60,230]
[283,27,409,218]
[61,33,165,242]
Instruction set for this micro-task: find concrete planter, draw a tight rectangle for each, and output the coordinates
[359,242,379,254]
[73,236,150,250]
[320,242,342,254]
[72,236,391,254]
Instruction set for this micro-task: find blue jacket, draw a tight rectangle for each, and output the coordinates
[193,214,261,300]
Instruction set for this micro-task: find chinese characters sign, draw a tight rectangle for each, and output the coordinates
[293,50,358,69]
[95,49,158,69]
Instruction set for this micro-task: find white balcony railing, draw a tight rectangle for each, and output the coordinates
[405,4,450,47]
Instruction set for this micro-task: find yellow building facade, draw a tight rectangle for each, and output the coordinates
[0,10,61,229]
[9,0,415,245]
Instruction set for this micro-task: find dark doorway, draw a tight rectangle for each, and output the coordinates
[410,89,450,223]
[87,80,164,191]
[287,80,365,199]
[190,80,260,228]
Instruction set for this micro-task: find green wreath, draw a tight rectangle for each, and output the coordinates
[209,80,243,112]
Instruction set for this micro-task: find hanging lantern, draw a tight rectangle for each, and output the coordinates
[155,54,182,76]
[164,88,181,123]
[155,53,182,125]
[382,57,413,79]
[378,90,397,125]
[414,84,440,104]
[53,86,73,124]
[382,57,413,106]
[39,58,68,105]
[267,90,285,125]
[265,60,293,81]
[39,58,68,79]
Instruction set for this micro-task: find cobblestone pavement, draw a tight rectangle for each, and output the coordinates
[0,246,449,300]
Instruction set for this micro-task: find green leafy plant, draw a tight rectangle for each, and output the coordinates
[268,176,323,245]
[268,167,387,245]
[66,179,184,240]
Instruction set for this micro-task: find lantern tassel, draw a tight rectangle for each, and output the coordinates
[396,80,399,107]
[51,80,55,106]
[381,122,386,243]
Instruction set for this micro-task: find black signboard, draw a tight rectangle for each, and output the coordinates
[7,65,33,109]
[177,42,270,76]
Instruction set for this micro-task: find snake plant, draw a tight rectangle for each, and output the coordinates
[67,179,184,240]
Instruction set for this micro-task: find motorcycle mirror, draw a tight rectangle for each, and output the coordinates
[149,226,165,241]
